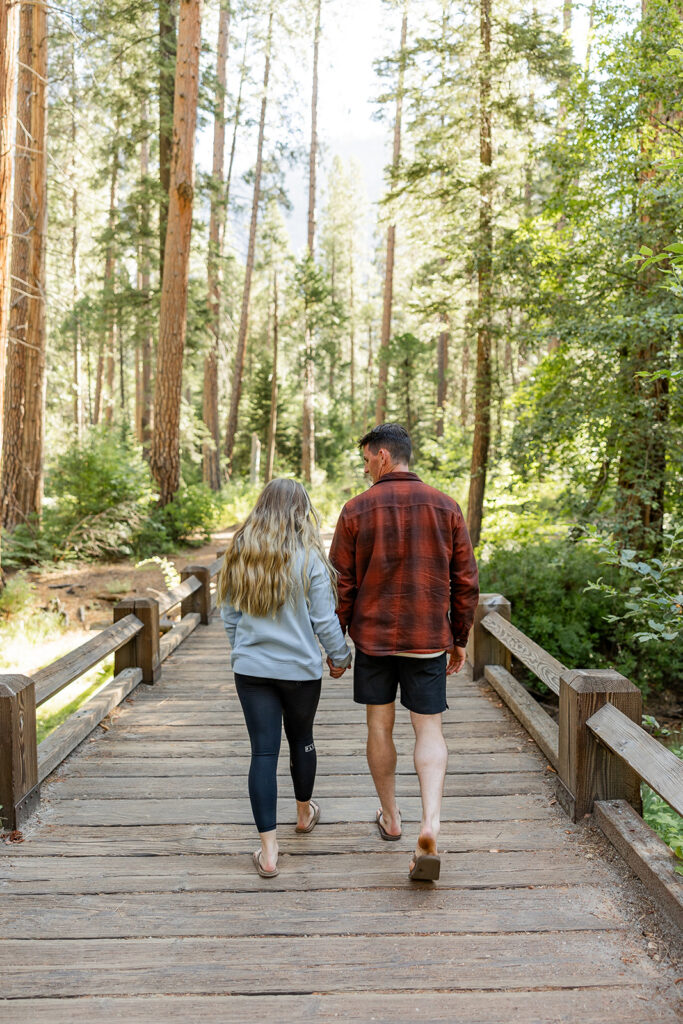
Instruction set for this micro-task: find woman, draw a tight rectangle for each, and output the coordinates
[218,478,352,878]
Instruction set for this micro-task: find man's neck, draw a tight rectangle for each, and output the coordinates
[378,462,410,479]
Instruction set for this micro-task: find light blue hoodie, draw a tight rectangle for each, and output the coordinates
[220,548,352,681]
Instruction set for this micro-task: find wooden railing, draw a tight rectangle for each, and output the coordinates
[468,593,683,931]
[0,554,224,832]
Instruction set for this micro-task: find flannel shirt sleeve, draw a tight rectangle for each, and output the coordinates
[328,506,357,634]
[449,509,479,647]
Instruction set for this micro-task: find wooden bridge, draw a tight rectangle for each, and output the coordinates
[1,560,682,1021]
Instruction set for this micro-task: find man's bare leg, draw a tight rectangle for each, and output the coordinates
[366,703,401,837]
[410,711,447,865]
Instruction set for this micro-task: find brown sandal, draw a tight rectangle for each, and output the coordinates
[253,850,279,878]
[295,799,320,834]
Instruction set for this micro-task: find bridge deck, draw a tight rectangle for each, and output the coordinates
[1,614,680,1022]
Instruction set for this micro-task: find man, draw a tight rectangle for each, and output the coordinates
[329,423,479,880]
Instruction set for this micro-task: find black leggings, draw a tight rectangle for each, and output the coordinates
[234,673,322,834]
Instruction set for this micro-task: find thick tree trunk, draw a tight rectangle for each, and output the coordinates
[466,0,492,549]
[301,0,321,484]
[150,0,203,505]
[265,272,278,483]
[1,1,47,531]
[375,9,407,425]
[436,313,449,438]
[224,10,272,474]
[203,0,229,491]
[0,0,18,495]
[159,0,177,278]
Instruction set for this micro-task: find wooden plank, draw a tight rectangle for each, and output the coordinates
[37,794,555,826]
[1,990,679,1024]
[0,886,619,939]
[0,932,655,998]
[588,703,683,818]
[0,849,605,895]
[485,665,559,767]
[73,735,532,758]
[45,770,546,801]
[0,821,575,857]
[50,751,545,777]
[94,720,513,740]
[117,699,495,722]
[37,669,142,784]
[159,613,200,662]
[481,611,566,695]
[157,575,201,616]
[33,615,142,706]
[594,799,683,934]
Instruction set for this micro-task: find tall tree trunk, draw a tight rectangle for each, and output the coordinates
[460,337,470,427]
[102,141,119,426]
[466,0,492,548]
[159,0,177,278]
[436,313,449,437]
[375,8,407,425]
[225,26,249,215]
[70,28,83,440]
[224,9,272,474]
[301,0,321,484]
[1,0,47,531]
[138,102,153,454]
[349,247,356,429]
[203,0,229,491]
[150,0,203,505]
[0,0,18,534]
[265,271,278,483]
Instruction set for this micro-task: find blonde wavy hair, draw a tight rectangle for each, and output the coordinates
[217,478,338,618]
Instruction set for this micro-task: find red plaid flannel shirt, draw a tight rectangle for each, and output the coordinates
[329,471,479,656]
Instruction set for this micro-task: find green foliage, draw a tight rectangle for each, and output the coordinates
[641,741,683,868]
[151,484,224,547]
[479,536,683,696]
[0,573,38,618]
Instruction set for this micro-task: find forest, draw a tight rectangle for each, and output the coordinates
[0,0,681,827]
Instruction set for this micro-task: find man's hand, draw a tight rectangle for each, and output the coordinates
[446,645,466,675]
[327,655,348,679]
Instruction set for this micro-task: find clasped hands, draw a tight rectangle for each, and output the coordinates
[326,655,349,679]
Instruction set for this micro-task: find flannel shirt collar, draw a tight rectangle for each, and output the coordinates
[373,471,421,486]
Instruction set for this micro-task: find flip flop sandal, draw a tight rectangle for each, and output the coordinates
[253,850,279,878]
[409,853,441,881]
[376,809,402,841]
[295,799,320,834]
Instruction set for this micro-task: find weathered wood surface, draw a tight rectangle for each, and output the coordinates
[1,613,679,1021]
[588,702,683,818]
[156,574,201,616]
[481,611,566,694]
[33,614,142,706]
[37,668,142,783]
[159,611,200,661]
[484,663,559,767]
[594,800,683,934]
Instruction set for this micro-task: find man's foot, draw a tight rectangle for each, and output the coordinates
[295,799,321,833]
[408,831,440,881]
[376,808,402,841]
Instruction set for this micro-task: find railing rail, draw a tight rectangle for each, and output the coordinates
[469,592,682,933]
[0,551,226,831]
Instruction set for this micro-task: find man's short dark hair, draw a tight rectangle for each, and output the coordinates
[358,423,412,464]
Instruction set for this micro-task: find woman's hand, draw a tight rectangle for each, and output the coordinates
[326,655,348,679]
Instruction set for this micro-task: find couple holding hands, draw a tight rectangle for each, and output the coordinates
[219,423,479,882]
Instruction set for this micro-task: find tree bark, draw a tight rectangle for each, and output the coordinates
[301,0,321,484]
[150,0,203,505]
[375,8,407,425]
[0,0,18,511]
[138,102,153,454]
[436,313,449,437]
[1,1,47,531]
[70,28,83,441]
[265,271,278,483]
[224,9,272,475]
[159,0,177,278]
[466,0,492,549]
[102,141,119,426]
[202,0,229,491]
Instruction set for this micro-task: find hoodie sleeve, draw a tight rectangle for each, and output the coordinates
[306,552,353,668]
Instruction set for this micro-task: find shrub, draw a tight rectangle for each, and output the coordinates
[147,484,224,548]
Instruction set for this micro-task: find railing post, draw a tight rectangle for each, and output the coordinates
[181,565,212,625]
[558,669,642,822]
[113,598,161,684]
[466,593,511,680]
[0,675,40,830]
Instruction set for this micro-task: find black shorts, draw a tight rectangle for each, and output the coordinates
[353,649,448,715]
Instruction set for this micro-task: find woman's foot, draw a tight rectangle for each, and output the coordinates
[253,849,279,877]
[295,799,321,833]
